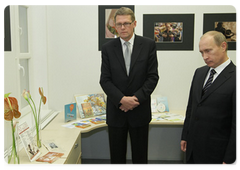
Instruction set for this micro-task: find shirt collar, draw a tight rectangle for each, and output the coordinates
[211,58,231,74]
[120,34,135,46]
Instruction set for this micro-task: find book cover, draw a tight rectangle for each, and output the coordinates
[75,93,106,118]
[64,103,77,122]
[156,97,169,112]
[81,103,94,118]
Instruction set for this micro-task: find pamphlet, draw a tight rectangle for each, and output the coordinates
[90,117,105,124]
[62,120,91,129]
[18,122,41,161]
[151,99,157,112]
[42,140,65,153]
[36,152,64,163]
[152,113,184,122]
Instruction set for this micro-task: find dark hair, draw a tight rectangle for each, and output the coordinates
[114,7,135,23]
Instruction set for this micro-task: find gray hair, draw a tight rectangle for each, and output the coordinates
[201,31,228,51]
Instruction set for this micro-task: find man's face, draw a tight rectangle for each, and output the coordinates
[199,36,227,68]
[115,15,136,41]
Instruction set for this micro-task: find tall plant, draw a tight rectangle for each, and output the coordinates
[4,93,21,164]
[22,87,47,148]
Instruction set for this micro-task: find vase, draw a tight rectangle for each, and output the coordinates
[31,112,42,148]
[35,121,42,148]
[8,151,19,164]
[8,120,20,164]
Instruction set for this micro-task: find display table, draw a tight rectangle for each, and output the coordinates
[19,110,185,164]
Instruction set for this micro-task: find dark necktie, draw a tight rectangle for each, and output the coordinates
[202,69,216,95]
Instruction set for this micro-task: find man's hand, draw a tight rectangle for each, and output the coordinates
[181,140,187,152]
[119,96,140,112]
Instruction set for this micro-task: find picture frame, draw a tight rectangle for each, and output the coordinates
[2,3,12,51]
[143,14,194,51]
[98,5,134,51]
[203,13,236,50]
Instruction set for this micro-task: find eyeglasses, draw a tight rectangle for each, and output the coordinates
[115,21,134,28]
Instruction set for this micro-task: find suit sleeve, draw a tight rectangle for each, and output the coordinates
[223,87,236,164]
[99,44,124,108]
[181,69,197,141]
[134,40,159,104]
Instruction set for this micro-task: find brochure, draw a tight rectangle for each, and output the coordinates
[18,122,41,162]
[62,120,91,129]
[36,152,64,163]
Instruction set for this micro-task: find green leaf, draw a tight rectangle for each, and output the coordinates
[4,93,11,98]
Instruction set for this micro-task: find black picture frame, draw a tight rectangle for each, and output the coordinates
[2,3,12,51]
[143,14,194,51]
[203,13,236,50]
[98,5,134,51]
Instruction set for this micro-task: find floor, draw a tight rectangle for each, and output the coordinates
[82,159,183,164]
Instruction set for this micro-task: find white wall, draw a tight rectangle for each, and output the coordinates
[47,6,103,111]
[45,5,236,111]
[135,5,236,110]
[29,6,49,110]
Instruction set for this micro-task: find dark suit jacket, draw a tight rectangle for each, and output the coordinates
[181,61,236,164]
[100,35,159,128]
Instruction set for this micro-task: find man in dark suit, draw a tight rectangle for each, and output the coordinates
[100,7,159,164]
[181,31,236,164]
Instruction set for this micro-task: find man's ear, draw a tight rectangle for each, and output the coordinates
[221,42,227,51]
[133,20,137,28]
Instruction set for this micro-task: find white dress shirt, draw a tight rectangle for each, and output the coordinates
[120,34,135,57]
[203,58,231,87]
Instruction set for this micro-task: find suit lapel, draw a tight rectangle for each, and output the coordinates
[201,62,235,102]
[130,35,143,75]
[113,38,127,75]
[196,66,209,102]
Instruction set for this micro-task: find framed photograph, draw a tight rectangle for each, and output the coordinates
[98,5,134,51]
[2,3,12,51]
[203,13,236,50]
[143,14,194,51]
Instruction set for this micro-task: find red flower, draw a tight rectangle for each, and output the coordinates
[39,87,47,104]
[4,97,21,121]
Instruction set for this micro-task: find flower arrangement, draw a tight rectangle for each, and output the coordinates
[4,93,21,164]
[22,87,47,148]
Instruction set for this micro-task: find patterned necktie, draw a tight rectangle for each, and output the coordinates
[124,41,131,76]
[202,69,216,95]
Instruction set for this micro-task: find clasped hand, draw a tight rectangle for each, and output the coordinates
[119,96,140,112]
